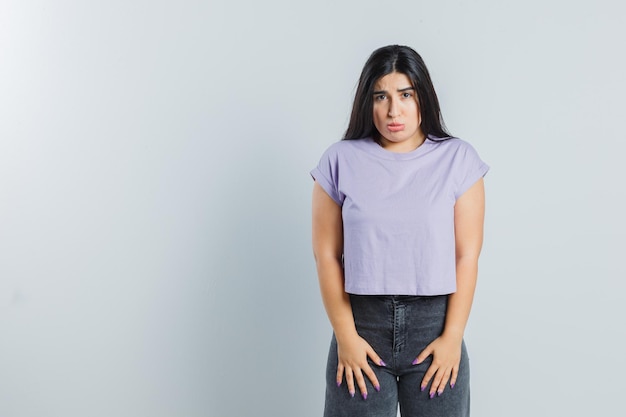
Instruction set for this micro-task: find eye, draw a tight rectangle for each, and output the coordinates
[374,94,386,101]
[402,92,413,98]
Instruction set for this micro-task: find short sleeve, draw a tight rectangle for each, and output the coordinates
[454,141,490,199]
[310,145,345,206]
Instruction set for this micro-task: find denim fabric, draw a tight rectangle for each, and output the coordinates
[323,295,470,417]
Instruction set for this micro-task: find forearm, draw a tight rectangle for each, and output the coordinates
[442,256,479,341]
[316,258,358,342]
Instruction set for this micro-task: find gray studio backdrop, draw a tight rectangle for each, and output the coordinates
[1,0,624,416]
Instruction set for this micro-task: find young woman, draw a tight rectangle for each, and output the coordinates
[311,45,489,417]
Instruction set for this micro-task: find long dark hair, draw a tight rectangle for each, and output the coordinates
[343,45,451,142]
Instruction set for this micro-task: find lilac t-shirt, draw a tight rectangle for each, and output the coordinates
[310,136,489,296]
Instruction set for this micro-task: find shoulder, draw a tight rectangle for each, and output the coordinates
[324,138,368,152]
[429,136,483,159]
[430,136,475,151]
[317,138,370,160]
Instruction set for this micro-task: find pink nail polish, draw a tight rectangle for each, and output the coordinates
[379,360,387,367]
[362,393,368,400]
[412,358,419,365]
[350,391,355,398]
[375,384,380,392]
[437,390,443,396]
[420,385,426,392]
[429,392,435,399]
[336,381,341,387]
[450,383,455,389]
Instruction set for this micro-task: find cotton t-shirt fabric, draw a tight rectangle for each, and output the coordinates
[310,136,489,296]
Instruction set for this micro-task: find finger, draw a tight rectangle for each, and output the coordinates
[366,347,387,367]
[435,367,451,397]
[421,363,437,393]
[413,345,433,365]
[336,364,344,387]
[450,365,459,389]
[353,368,369,400]
[428,367,445,398]
[362,364,380,393]
[345,368,356,398]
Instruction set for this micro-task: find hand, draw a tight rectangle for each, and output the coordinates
[412,334,462,398]
[336,333,385,399]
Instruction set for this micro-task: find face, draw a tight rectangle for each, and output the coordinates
[372,72,424,152]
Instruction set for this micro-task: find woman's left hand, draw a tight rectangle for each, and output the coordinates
[412,334,462,398]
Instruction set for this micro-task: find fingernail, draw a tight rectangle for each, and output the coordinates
[375,384,380,392]
[336,381,341,387]
[437,390,443,396]
[379,360,387,367]
[429,392,435,399]
[450,383,455,389]
[349,391,355,398]
[362,392,368,400]
[412,358,419,365]
[420,385,426,392]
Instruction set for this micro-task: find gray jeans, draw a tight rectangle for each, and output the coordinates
[324,294,470,417]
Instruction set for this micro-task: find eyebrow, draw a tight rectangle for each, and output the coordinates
[372,87,415,95]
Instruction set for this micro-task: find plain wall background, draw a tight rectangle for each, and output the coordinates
[1,0,624,416]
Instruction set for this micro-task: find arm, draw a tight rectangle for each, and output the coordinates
[413,178,485,397]
[312,181,384,399]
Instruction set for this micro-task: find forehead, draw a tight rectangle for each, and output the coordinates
[374,72,413,89]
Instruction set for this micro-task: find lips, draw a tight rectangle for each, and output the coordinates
[387,123,404,132]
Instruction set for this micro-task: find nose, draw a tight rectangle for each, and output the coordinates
[388,98,399,117]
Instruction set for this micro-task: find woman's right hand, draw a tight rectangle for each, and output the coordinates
[335,333,385,400]
[313,182,385,399]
